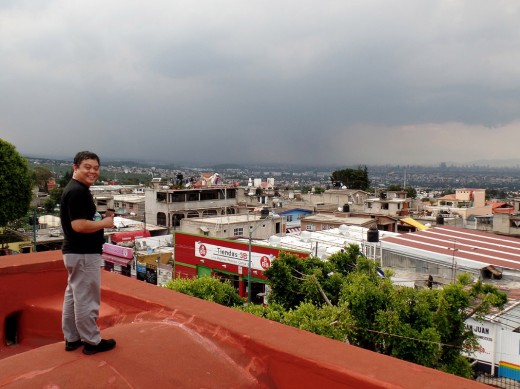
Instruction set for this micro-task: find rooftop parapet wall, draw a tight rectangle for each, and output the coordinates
[0,251,489,389]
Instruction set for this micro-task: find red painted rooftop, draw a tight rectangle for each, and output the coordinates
[0,251,489,388]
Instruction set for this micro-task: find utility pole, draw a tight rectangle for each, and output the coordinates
[32,207,37,252]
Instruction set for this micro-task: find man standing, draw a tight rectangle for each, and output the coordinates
[60,151,116,355]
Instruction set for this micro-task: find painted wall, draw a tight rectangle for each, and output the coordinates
[174,232,307,299]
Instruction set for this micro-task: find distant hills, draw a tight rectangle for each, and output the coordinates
[23,154,520,170]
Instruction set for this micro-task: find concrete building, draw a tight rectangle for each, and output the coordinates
[363,190,412,217]
[423,189,493,225]
[112,193,145,221]
[493,198,520,237]
[300,188,370,211]
[179,212,284,240]
[300,214,379,233]
[145,184,239,230]
[277,208,313,233]
[90,185,144,214]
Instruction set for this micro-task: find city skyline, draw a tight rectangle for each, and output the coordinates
[2,1,520,166]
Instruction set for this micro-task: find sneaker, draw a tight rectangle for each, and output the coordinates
[65,339,84,351]
[82,338,116,355]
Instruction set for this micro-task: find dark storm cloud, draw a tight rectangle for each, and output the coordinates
[2,1,520,166]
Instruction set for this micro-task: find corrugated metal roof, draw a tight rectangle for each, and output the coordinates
[381,226,520,274]
[486,301,520,331]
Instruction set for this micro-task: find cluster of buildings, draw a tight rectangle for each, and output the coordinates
[7,171,520,382]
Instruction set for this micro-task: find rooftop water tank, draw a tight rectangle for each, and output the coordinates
[366,226,379,243]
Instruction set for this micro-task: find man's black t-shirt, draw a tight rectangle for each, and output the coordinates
[60,179,104,254]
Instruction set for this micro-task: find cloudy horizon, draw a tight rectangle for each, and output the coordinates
[2,1,520,167]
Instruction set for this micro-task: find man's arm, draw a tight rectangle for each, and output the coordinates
[71,217,114,233]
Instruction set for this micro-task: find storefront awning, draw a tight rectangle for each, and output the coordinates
[102,253,133,266]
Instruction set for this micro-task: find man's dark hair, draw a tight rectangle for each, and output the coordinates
[73,151,100,166]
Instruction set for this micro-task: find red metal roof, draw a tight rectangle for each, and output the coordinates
[382,226,520,271]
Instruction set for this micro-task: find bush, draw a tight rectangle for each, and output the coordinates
[165,276,244,307]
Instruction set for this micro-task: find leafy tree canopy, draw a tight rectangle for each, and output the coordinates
[59,170,73,188]
[386,184,417,199]
[259,247,506,379]
[31,166,52,191]
[165,275,243,307]
[0,139,33,227]
[330,166,370,191]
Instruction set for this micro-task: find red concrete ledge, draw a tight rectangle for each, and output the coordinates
[0,251,489,388]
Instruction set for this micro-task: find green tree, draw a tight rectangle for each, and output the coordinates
[386,184,417,199]
[283,302,352,342]
[338,265,506,378]
[43,187,64,213]
[387,184,402,191]
[330,166,369,191]
[165,276,244,307]
[59,170,73,188]
[31,166,52,192]
[0,139,33,227]
[260,248,506,379]
[327,244,362,276]
[263,251,344,309]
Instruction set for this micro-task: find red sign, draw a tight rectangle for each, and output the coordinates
[260,256,271,269]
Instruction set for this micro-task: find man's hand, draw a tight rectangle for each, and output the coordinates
[71,217,115,233]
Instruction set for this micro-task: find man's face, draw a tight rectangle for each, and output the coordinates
[73,158,99,187]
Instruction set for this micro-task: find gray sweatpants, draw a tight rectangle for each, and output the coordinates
[62,253,102,345]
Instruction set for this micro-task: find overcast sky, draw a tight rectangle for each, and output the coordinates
[2,1,520,167]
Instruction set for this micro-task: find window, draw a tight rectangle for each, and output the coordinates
[157,192,167,202]
[382,204,389,210]
[157,212,167,226]
[306,224,315,231]
[234,227,244,236]
[286,215,293,222]
[367,203,372,208]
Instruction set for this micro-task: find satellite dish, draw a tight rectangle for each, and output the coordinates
[342,186,347,189]
[337,207,342,212]
[339,224,348,235]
